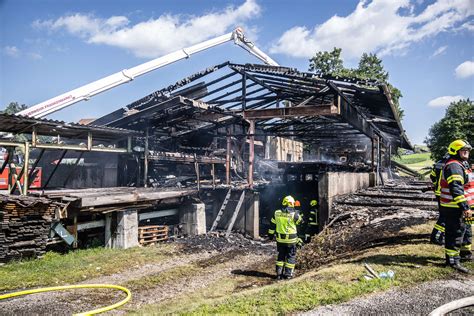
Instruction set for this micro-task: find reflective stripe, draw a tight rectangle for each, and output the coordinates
[276,261,284,267]
[309,222,318,226]
[454,195,467,202]
[447,174,464,184]
[268,229,275,234]
[284,263,295,268]
[445,248,459,257]
[434,224,445,232]
[271,218,276,224]
[461,244,472,251]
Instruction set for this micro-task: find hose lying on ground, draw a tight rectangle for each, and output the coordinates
[429,295,474,316]
[0,284,131,316]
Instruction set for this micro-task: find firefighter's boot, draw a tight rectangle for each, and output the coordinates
[276,266,284,280]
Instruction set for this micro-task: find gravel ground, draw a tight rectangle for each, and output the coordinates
[0,234,275,315]
[303,277,474,315]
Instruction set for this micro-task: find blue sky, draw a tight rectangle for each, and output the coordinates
[1,0,473,144]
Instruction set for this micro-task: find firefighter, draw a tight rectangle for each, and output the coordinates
[305,199,319,243]
[268,195,303,279]
[429,154,450,245]
[439,140,473,273]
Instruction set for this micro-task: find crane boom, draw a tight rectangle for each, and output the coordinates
[18,27,278,118]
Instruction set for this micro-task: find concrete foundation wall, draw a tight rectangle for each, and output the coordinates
[179,203,206,236]
[234,191,260,239]
[318,172,371,228]
[105,209,139,249]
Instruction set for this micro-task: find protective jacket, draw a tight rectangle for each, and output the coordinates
[440,159,474,210]
[430,158,447,197]
[268,207,303,244]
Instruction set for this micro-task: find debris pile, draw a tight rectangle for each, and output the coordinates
[176,232,273,255]
[298,179,438,270]
[0,195,59,262]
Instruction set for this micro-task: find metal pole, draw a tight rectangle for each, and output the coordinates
[371,137,375,172]
[226,128,231,185]
[248,120,255,188]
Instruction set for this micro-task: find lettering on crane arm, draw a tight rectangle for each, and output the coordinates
[25,95,74,116]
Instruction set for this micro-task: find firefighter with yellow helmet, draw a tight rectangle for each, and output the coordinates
[304,199,319,242]
[268,195,303,279]
[439,139,473,273]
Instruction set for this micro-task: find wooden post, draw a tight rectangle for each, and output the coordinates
[371,137,375,172]
[22,142,29,195]
[73,214,78,248]
[194,153,200,191]
[144,128,149,187]
[211,163,216,189]
[248,120,255,188]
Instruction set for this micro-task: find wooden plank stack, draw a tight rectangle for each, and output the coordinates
[0,195,57,263]
[138,225,168,245]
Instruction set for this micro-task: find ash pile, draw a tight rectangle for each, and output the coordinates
[298,179,438,270]
[175,232,273,255]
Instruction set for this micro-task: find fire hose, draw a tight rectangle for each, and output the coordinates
[429,296,474,316]
[0,284,131,315]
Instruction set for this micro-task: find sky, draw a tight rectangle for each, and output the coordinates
[1,0,473,145]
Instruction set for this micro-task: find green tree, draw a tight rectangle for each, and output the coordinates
[309,47,345,75]
[355,53,388,82]
[425,99,474,162]
[2,102,27,114]
[308,49,404,120]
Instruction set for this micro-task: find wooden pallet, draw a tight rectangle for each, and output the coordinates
[138,225,168,245]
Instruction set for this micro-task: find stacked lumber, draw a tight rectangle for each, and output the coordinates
[0,195,57,263]
[138,225,168,245]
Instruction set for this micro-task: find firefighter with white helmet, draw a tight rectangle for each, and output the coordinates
[268,195,303,279]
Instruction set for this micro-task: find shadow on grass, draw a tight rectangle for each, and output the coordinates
[348,253,444,268]
[231,269,275,279]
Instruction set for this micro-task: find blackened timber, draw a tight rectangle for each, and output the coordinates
[243,103,338,119]
[148,151,225,164]
[330,84,377,139]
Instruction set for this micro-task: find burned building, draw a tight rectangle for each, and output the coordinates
[0,62,411,262]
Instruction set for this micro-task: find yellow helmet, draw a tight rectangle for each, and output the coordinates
[448,139,472,155]
[310,200,318,207]
[282,195,295,207]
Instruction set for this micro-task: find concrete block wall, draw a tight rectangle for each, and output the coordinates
[179,203,206,236]
[318,172,371,228]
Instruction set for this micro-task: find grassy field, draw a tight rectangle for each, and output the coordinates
[0,244,177,291]
[393,152,433,175]
[1,223,472,315]
[135,223,473,315]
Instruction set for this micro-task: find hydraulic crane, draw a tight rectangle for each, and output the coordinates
[17,27,278,118]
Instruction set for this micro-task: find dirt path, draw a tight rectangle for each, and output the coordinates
[302,277,474,315]
[0,236,275,315]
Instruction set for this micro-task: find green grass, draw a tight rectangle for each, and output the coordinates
[0,244,177,291]
[134,222,473,315]
[393,152,432,165]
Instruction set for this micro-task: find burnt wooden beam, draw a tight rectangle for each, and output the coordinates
[243,103,338,120]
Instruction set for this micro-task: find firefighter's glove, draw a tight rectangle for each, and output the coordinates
[267,234,274,241]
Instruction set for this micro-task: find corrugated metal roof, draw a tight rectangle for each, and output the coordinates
[0,113,142,140]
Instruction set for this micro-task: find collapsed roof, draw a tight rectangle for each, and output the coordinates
[94,62,412,151]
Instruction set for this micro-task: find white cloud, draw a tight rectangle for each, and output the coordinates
[455,60,474,78]
[428,95,465,107]
[28,52,43,60]
[270,0,474,59]
[4,46,20,57]
[32,0,261,58]
[431,45,447,58]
